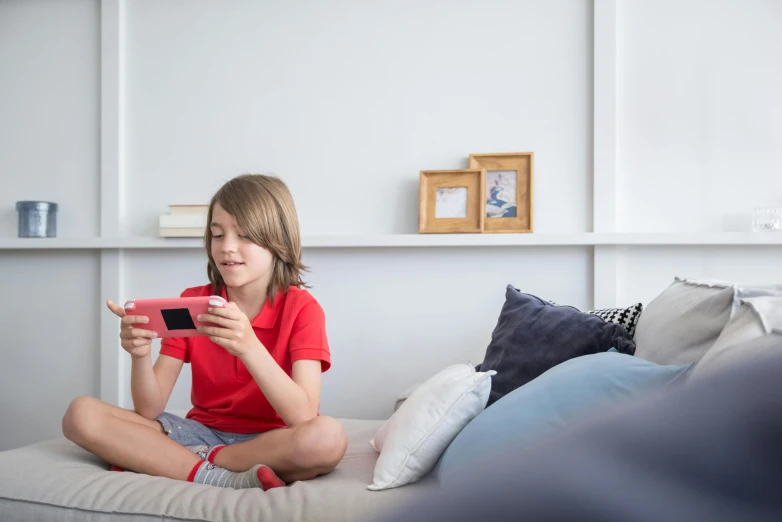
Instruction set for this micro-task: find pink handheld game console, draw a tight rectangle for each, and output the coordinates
[123,295,227,338]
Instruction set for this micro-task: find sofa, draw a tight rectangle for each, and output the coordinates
[0,419,433,522]
[1,276,780,522]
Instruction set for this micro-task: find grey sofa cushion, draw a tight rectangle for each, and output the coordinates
[0,419,431,522]
[477,285,636,406]
[689,295,782,381]
[634,277,782,366]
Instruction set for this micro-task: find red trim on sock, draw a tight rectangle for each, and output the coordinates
[110,465,125,472]
[256,465,286,491]
[206,444,226,464]
[187,461,203,482]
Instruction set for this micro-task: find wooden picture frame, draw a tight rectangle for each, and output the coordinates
[419,169,485,234]
[468,152,534,233]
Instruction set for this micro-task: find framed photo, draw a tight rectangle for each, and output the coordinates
[468,152,534,233]
[419,169,485,234]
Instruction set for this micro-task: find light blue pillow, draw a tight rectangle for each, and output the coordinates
[435,350,692,484]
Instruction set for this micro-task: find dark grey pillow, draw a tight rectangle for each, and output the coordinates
[478,285,636,406]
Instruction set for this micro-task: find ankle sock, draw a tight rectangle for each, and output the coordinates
[206,444,226,463]
[185,444,226,462]
[187,460,285,490]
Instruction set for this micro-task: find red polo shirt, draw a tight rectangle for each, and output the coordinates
[159,284,330,433]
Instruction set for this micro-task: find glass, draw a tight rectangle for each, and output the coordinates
[752,207,782,232]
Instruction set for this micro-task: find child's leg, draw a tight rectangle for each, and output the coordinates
[210,416,348,483]
[62,396,199,480]
[61,396,284,490]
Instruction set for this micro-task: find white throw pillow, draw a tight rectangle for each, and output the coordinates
[367,363,495,491]
[393,381,423,412]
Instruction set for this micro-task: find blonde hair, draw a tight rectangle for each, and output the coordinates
[205,174,308,301]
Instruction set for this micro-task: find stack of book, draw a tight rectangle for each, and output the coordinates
[158,205,208,237]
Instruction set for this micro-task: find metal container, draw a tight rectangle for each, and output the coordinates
[16,201,58,238]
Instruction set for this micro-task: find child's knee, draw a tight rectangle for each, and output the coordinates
[62,396,102,442]
[291,417,347,470]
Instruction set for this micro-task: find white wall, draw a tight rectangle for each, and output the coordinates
[617,246,782,307]
[124,0,592,236]
[0,0,100,238]
[617,0,782,232]
[1,0,781,451]
[0,0,101,451]
[0,250,100,451]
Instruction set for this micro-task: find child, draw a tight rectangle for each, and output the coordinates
[62,174,347,490]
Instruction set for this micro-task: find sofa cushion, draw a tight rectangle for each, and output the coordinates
[550,301,643,337]
[634,277,782,366]
[0,419,431,522]
[384,350,782,522]
[368,364,494,491]
[689,295,782,381]
[477,285,636,406]
[437,351,691,486]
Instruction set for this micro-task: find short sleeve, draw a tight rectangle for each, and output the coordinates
[289,299,331,372]
[160,335,190,363]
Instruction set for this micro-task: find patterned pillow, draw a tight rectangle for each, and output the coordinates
[550,302,643,337]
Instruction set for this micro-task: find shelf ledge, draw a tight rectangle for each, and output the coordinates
[1,233,782,250]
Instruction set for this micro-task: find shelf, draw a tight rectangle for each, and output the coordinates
[2,233,782,250]
[0,237,203,250]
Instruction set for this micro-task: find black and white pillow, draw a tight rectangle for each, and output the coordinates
[588,304,643,337]
[550,302,643,337]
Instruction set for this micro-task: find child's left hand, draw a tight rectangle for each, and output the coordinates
[197,302,260,357]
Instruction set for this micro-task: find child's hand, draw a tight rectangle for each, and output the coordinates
[197,302,259,357]
[106,300,158,359]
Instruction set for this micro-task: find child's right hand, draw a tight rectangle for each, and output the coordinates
[106,300,158,359]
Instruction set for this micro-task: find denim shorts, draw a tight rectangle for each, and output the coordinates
[157,411,266,447]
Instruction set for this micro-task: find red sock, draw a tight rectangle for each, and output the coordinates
[187,461,202,482]
[256,465,286,490]
[206,444,226,463]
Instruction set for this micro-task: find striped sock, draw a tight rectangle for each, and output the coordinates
[186,445,209,460]
[188,460,285,490]
[185,444,225,464]
[185,444,225,462]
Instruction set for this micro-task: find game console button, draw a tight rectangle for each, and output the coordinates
[209,297,226,307]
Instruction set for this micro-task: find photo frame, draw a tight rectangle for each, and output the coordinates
[419,169,485,234]
[468,152,534,233]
